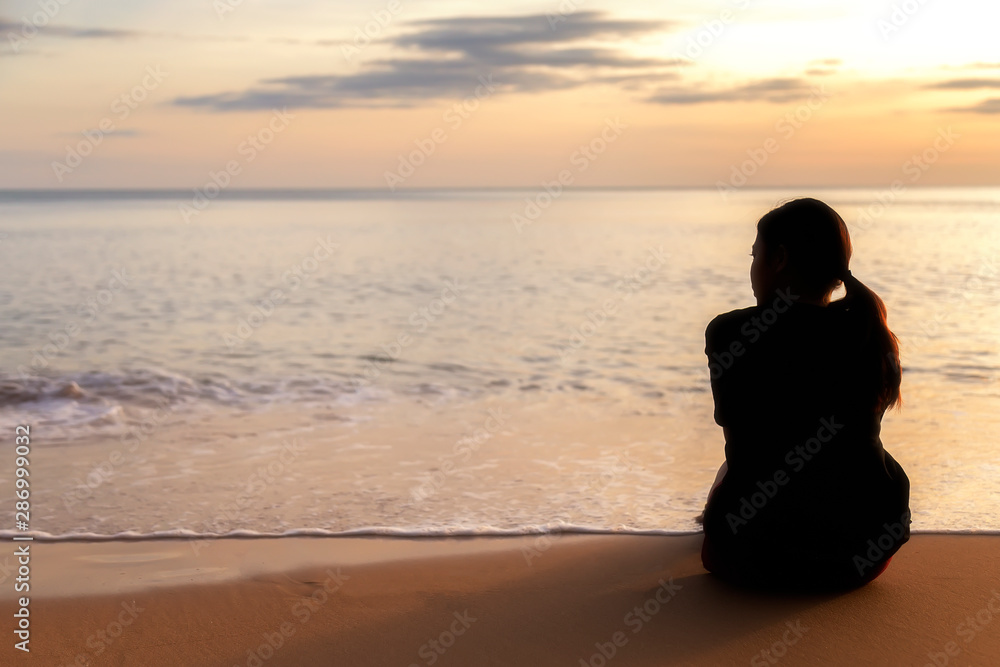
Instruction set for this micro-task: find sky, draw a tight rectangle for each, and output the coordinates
[1,0,999,189]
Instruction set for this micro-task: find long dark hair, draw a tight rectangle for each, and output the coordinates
[757,198,901,412]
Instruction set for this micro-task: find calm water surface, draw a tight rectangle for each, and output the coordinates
[1,188,997,536]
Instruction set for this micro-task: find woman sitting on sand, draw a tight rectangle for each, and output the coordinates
[700,198,910,590]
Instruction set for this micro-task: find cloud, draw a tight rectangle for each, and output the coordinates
[925,78,1000,114]
[0,18,139,40]
[646,77,816,105]
[946,97,1000,114]
[0,17,263,56]
[804,58,840,77]
[925,78,1000,90]
[56,128,144,138]
[394,12,671,57]
[173,12,684,111]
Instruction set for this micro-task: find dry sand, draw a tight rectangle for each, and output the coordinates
[2,534,998,666]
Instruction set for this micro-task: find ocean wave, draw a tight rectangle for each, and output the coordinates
[0,367,391,438]
[2,526,993,543]
[0,526,699,542]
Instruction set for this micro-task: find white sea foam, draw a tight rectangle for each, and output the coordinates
[1,527,991,543]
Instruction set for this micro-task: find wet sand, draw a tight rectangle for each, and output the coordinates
[2,533,998,666]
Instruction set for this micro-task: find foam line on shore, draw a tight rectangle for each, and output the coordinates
[3,526,997,542]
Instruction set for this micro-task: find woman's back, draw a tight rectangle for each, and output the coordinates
[700,198,910,589]
[703,301,910,587]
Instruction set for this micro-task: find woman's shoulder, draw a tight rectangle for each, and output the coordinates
[704,307,760,353]
[706,302,850,351]
[706,306,758,336]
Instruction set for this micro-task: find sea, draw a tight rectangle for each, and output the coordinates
[1,187,998,540]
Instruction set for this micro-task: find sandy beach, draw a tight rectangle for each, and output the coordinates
[6,0,1000,662]
[2,533,997,666]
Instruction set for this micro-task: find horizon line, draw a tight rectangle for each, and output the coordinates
[1,184,997,201]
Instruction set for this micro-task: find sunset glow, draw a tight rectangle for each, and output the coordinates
[2,0,998,189]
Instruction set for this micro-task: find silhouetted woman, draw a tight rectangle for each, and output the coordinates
[700,198,910,590]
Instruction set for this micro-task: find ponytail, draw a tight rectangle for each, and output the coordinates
[758,198,901,414]
[842,272,902,413]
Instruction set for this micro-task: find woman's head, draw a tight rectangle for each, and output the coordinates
[752,197,902,412]
[752,198,851,304]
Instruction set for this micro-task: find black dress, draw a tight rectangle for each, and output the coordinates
[701,296,910,589]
